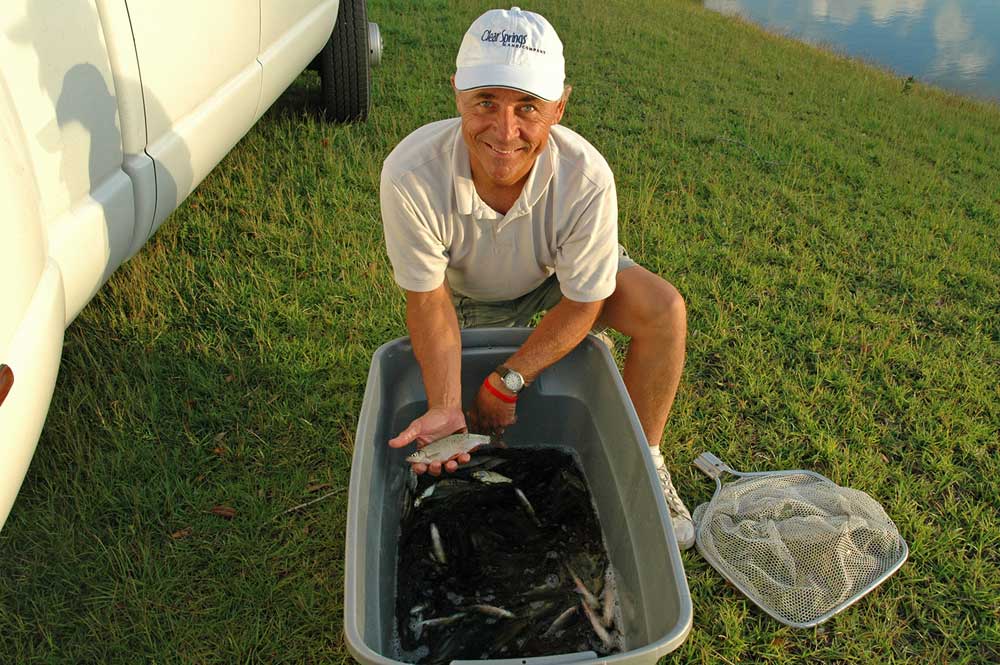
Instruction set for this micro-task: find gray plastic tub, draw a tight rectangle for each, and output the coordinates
[345,328,692,664]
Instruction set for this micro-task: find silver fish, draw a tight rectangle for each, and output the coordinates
[601,566,616,628]
[567,565,600,609]
[416,612,465,629]
[514,488,542,526]
[414,483,436,508]
[580,599,614,649]
[543,605,577,637]
[405,433,491,465]
[430,523,446,564]
[472,470,512,485]
[469,604,515,619]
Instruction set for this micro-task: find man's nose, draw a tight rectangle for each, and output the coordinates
[494,107,519,143]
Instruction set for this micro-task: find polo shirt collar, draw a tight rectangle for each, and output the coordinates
[452,125,556,218]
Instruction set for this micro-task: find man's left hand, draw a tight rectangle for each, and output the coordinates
[467,373,517,436]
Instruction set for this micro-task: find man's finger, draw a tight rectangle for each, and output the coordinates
[444,459,459,473]
[457,453,471,464]
[388,425,420,448]
[428,461,443,477]
[413,462,428,475]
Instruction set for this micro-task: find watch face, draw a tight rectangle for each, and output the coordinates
[503,371,524,392]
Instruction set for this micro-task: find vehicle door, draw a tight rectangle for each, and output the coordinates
[1,0,113,526]
[257,0,337,120]
[124,0,262,238]
[1,0,137,323]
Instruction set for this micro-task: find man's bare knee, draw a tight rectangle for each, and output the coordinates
[662,283,686,326]
[641,280,685,337]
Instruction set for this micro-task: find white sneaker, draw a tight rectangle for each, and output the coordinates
[656,465,695,550]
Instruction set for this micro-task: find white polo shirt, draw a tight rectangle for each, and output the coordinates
[380,118,618,303]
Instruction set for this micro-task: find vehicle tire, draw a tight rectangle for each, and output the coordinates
[318,0,370,122]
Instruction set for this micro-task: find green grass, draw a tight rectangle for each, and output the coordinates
[2,0,999,662]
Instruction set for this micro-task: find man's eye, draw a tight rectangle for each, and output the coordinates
[522,105,537,112]
[478,101,493,108]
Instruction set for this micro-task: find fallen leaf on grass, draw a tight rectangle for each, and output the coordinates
[170,527,193,540]
[306,483,331,493]
[208,505,237,519]
[212,446,226,457]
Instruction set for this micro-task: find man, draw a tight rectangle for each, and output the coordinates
[379,7,694,549]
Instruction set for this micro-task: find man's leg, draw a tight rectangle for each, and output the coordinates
[597,265,694,549]
[598,266,686,446]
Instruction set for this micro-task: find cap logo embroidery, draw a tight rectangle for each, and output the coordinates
[481,29,546,53]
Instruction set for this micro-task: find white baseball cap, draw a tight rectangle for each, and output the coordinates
[454,7,565,102]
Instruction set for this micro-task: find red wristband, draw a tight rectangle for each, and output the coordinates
[482,376,518,403]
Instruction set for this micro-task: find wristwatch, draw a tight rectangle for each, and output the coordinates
[495,365,525,394]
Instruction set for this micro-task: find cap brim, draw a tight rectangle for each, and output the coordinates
[455,64,564,102]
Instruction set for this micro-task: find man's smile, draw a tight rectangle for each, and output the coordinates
[482,140,525,156]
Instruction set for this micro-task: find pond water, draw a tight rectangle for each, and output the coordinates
[704,0,1000,103]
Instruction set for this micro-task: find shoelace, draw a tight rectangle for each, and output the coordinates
[657,466,692,520]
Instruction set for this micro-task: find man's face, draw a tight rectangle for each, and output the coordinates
[455,86,566,191]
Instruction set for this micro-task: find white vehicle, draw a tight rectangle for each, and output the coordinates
[0,0,381,529]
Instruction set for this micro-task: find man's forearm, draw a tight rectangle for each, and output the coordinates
[407,286,462,409]
[503,297,603,385]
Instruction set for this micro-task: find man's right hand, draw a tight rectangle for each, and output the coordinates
[388,406,470,476]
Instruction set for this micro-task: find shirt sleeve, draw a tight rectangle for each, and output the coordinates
[554,181,619,302]
[380,169,448,292]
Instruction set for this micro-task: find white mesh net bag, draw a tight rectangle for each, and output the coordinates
[692,452,908,627]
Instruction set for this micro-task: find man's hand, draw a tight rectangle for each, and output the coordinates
[388,406,471,476]
[467,373,518,436]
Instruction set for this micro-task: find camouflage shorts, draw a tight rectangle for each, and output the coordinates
[451,244,638,329]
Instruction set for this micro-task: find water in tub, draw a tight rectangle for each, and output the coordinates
[392,447,625,663]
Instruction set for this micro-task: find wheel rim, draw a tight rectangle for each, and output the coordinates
[368,22,382,68]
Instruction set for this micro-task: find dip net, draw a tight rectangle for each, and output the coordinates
[692,452,908,627]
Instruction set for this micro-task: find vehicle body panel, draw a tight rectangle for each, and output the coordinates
[2,0,136,322]
[0,72,65,528]
[0,0,350,530]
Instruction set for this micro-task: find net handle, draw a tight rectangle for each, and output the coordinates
[693,452,737,480]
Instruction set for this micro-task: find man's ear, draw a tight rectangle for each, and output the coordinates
[451,75,462,110]
[553,85,572,123]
